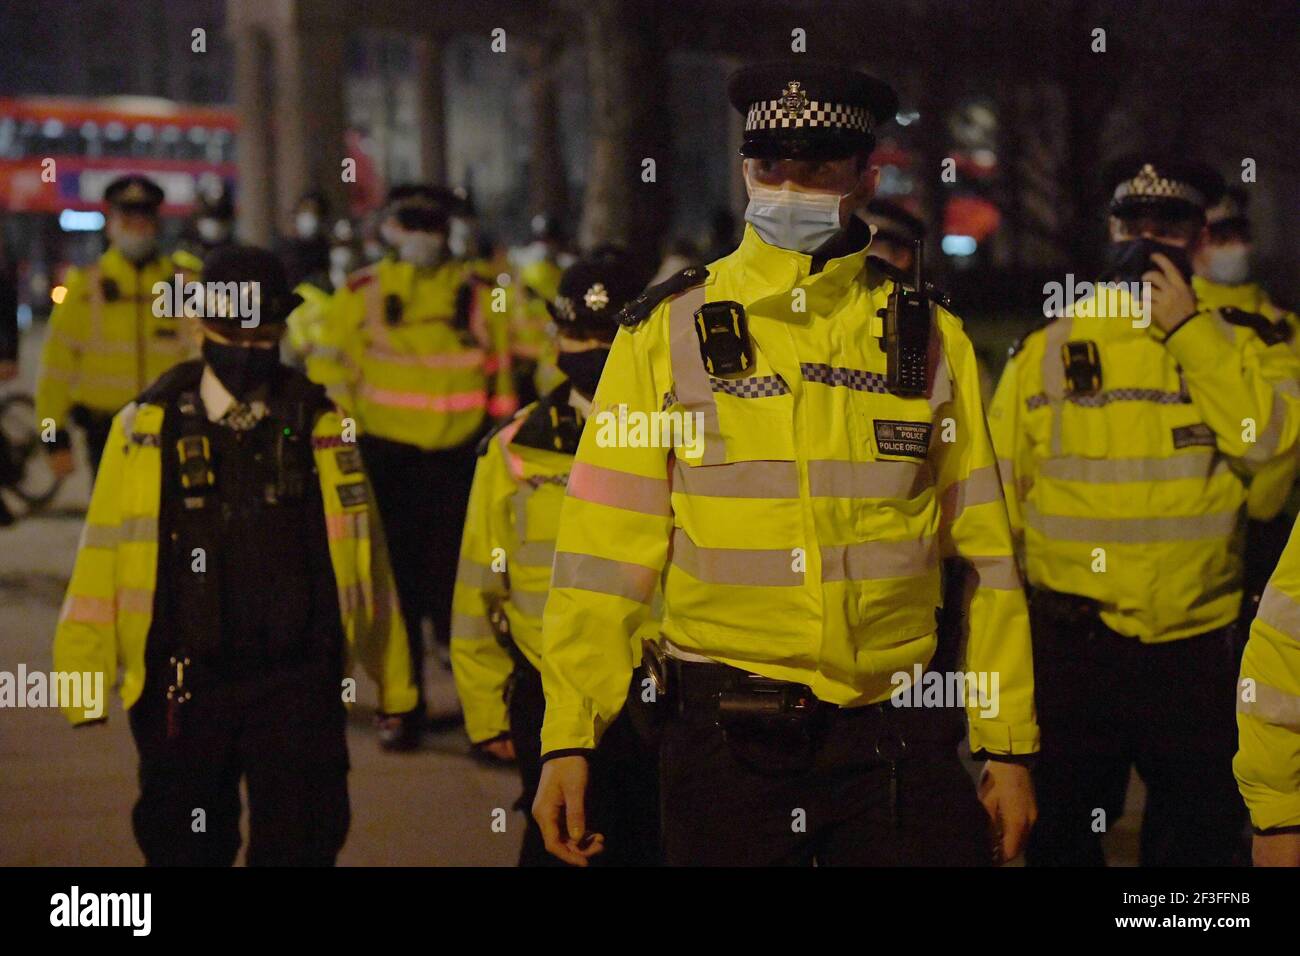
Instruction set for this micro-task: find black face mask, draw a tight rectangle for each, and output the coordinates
[557,347,611,398]
[202,338,280,401]
[1102,237,1195,285]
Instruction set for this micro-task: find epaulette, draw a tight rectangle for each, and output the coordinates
[1219,307,1293,347]
[171,249,203,275]
[1008,318,1056,359]
[615,266,709,328]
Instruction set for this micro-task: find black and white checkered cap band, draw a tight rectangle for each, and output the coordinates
[746,100,872,134]
[1112,167,1205,209]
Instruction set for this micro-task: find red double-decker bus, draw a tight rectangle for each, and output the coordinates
[0,95,239,319]
[0,95,239,215]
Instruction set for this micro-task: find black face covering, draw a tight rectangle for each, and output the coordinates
[1102,237,1195,285]
[557,347,611,398]
[202,338,280,402]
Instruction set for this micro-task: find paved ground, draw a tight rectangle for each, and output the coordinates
[0,327,1143,866]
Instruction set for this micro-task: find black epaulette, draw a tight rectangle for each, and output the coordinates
[1219,307,1294,346]
[136,358,205,405]
[616,266,709,328]
[1008,319,1057,359]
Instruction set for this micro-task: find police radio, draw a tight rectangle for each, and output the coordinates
[878,240,932,396]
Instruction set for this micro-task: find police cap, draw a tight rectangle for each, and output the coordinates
[1105,155,1225,222]
[201,245,300,328]
[383,184,454,232]
[727,59,898,161]
[104,174,164,214]
[548,250,642,342]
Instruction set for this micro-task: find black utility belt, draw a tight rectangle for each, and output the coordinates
[646,641,870,721]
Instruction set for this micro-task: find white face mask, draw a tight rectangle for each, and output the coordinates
[1204,244,1250,285]
[392,229,446,269]
[448,218,477,259]
[197,217,229,244]
[109,222,157,263]
[295,211,320,239]
[743,169,848,253]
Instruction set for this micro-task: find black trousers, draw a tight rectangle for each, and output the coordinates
[128,664,350,866]
[71,406,115,477]
[656,672,989,866]
[359,432,479,708]
[510,661,661,866]
[1025,601,1246,867]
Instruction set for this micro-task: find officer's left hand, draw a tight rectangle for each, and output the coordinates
[1144,253,1199,333]
[978,761,1037,864]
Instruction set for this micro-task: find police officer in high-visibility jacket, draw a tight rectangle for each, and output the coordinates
[1236,516,1300,867]
[52,246,416,865]
[1192,187,1300,624]
[453,252,659,866]
[989,156,1300,867]
[38,175,201,478]
[308,185,515,745]
[533,61,1039,867]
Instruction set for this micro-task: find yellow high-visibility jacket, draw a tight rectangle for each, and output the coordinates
[51,369,417,725]
[285,281,335,371]
[539,225,1038,758]
[989,286,1300,642]
[304,257,514,451]
[37,246,200,433]
[1236,515,1300,830]
[450,383,584,743]
[1193,276,1300,522]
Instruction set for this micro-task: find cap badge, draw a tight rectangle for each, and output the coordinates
[780,81,809,117]
[583,282,610,311]
[1132,164,1161,192]
[553,295,576,323]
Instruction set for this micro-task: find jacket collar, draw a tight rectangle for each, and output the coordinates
[510,381,583,455]
[730,218,874,305]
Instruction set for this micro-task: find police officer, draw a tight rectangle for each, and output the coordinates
[179,187,237,264]
[306,185,514,746]
[989,156,1300,866]
[1192,187,1300,623]
[533,60,1039,867]
[1235,514,1300,867]
[38,174,202,477]
[52,245,416,865]
[452,252,659,866]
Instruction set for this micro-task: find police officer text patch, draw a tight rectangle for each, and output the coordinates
[874,419,932,459]
[337,482,369,508]
[1172,424,1216,449]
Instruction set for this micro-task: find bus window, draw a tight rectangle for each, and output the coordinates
[80,121,101,158]
[160,124,181,160]
[0,117,17,159]
[133,123,154,159]
[103,121,129,158]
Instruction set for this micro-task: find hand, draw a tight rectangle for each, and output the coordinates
[0,360,17,381]
[532,755,605,866]
[978,761,1037,864]
[48,448,75,479]
[480,737,516,762]
[1144,253,1199,333]
[1252,830,1300,867]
